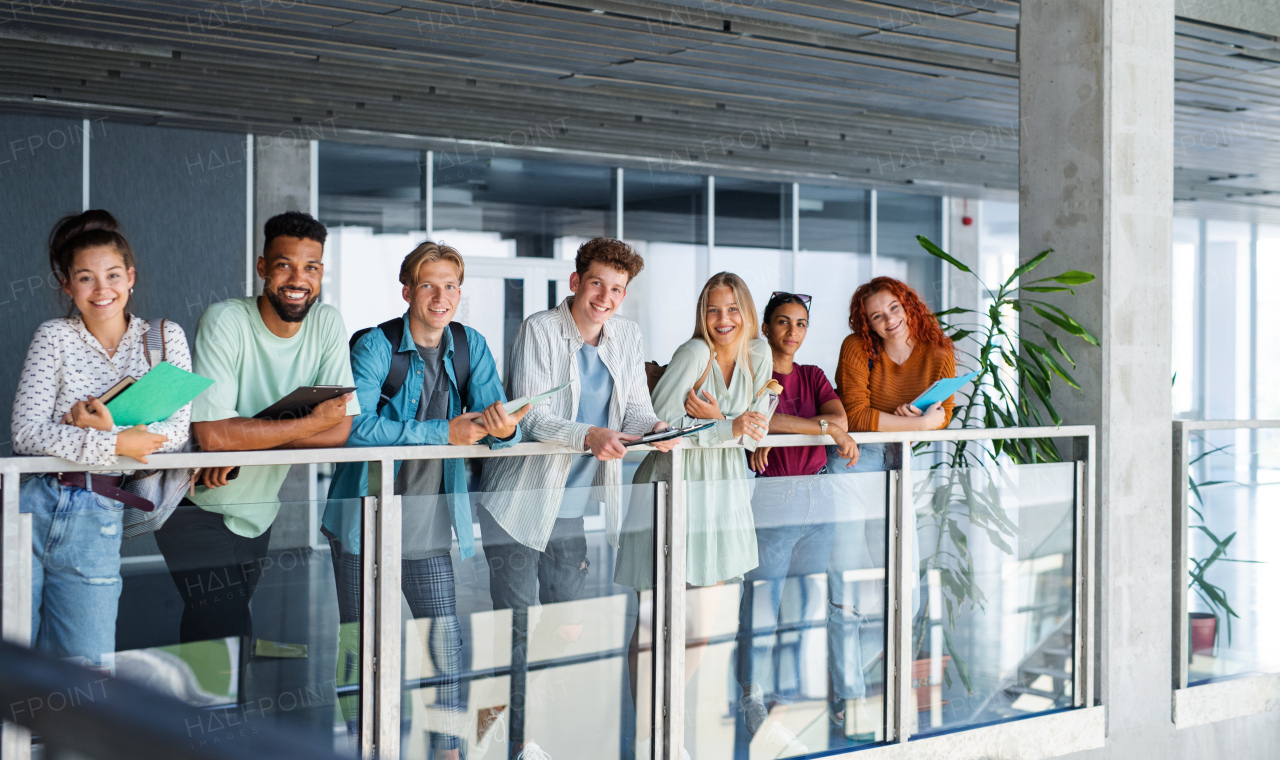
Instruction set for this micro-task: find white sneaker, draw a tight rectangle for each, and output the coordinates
[516,742,553,760]
[759,722,809,756]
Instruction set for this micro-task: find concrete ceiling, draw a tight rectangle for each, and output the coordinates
[0,1,1279,218]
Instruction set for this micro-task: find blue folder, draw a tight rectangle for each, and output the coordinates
[910,371,979,411]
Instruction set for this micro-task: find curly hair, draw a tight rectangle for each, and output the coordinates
[575,237,644,284]
[847,276,950,359]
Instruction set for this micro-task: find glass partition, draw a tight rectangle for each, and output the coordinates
[682,468,888,759]
[1185,428,1280,686]
[111,497,358,755]
[393,481,657,760]
[909,461,1076,735]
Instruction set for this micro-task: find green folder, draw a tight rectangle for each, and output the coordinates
[105,362,214,427]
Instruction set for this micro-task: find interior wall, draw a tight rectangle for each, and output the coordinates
[0,115,87,456]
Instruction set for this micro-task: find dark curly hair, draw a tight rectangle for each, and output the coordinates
[848,276,950,359]
[575,237,644,284]
[263,211,327,255]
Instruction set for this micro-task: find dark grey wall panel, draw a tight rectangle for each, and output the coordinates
[91,122,246,350]
[0,115,84,455]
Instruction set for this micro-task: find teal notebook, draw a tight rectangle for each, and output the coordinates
[106,362,214,427]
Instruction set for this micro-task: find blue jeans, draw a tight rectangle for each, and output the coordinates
[737,476,835,702]
[823,444,922,702]
[23,474,124,668]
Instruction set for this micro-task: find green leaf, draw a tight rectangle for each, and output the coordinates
[1004,248,1052,288]
[917,235,973,274]
[949,329,975,342]
[1041,330,1076,368]
[943,627,974,693]
[1045,270,1096,285]
[1022,286,1075,294]
[1025,341,1082,389]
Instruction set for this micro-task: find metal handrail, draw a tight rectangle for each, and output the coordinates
[1171,419,1280,691]
[0,425,1096,474]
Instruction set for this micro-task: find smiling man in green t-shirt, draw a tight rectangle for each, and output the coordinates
[154,211,359,647]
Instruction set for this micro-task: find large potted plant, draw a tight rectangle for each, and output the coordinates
[909,235,1098,697]
[1184,437,1250,658]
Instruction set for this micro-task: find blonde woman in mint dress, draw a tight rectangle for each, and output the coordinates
[619,273,772,749]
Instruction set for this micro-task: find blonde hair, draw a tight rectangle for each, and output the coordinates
[693,272,759,382]
[399,240,465,288]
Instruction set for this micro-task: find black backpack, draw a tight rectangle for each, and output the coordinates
[350,319,470,414]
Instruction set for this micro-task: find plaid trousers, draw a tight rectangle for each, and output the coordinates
[330,539,463,750]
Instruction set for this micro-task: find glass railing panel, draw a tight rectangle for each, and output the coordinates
[910,461,1076,736]
[682,467,888,760]
[1185,428,1280,685]
[396,481,657,760]
[111,497,358,755]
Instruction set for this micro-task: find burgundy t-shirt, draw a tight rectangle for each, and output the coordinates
[759,364,840,478]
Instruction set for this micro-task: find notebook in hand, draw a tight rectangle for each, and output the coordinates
[105,362,214,427]
[910,371,980,411]
[254,386,356,421]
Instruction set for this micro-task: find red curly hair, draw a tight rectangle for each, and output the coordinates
[848,276,951,360]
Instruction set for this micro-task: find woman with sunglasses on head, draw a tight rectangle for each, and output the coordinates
[734,292,858,749]
[825,275,954,729]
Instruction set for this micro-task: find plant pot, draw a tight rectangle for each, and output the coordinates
[912,655,951,712]
[1189,612,1217,657]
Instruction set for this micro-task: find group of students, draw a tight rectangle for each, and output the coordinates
[12,207,956,759]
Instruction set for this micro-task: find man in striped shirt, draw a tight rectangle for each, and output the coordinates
[478,238,675,760]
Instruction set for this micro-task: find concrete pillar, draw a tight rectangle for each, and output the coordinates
[1019,0,1174,754]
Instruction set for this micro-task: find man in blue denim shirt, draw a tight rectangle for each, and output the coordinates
[322,242,526,756]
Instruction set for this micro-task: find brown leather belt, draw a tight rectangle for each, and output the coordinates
[56,472,154,512]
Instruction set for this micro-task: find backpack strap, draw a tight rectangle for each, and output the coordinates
[145,318,166,367]
[448,322,470,411]
[374,318,411,414]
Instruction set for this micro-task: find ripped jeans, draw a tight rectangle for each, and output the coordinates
[22,474,124,668]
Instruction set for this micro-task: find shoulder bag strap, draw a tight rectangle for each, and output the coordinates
[145,318,166,367]
[448,322,470,411]
[376,318,411,413]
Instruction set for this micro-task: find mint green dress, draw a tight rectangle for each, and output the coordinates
[617,337,773,589]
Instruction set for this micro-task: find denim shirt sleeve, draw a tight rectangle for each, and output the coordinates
[461,327,520,450]
[347,329,450,447]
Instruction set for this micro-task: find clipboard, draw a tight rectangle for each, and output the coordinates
[504,382,570,414]
[624,421,715,447]
[254,385,356,421]
[910,371,979,411]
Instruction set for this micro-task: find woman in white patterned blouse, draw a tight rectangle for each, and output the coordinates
[11,210,191,668]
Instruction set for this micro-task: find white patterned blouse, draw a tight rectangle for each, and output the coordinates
[11,314,192,466]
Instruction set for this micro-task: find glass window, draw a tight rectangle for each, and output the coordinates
[876,191,943,309]
[714,177,791,250]
[1258,225,1280,421]
[319,142,425,233]
[1172,218,1201,417]
[433,155,615,258]
[799,185,870,253]
[623,170,707,366]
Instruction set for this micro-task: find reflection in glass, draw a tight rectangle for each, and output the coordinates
[115,499,359,755]
[433,156,615,259]
[623,171,707,366]
[1186,429,1280,686]
[875,191,942,309]
[675,470,888,759]
[319,142,425,233]
[714,177,791,250]
[910,462,1076,736]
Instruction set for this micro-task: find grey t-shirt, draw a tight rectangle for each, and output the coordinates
[396,343,453,559]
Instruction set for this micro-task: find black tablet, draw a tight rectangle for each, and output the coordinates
[253,385,356,421]
[624,421,716,447]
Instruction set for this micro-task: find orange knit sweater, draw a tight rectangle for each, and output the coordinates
[835,334,956,432]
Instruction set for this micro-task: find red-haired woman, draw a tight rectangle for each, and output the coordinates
[825,276,954,728]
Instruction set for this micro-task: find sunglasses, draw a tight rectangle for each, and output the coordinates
[769,291,812,308]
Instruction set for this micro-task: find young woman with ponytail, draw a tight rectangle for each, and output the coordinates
[11,210,192,668]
